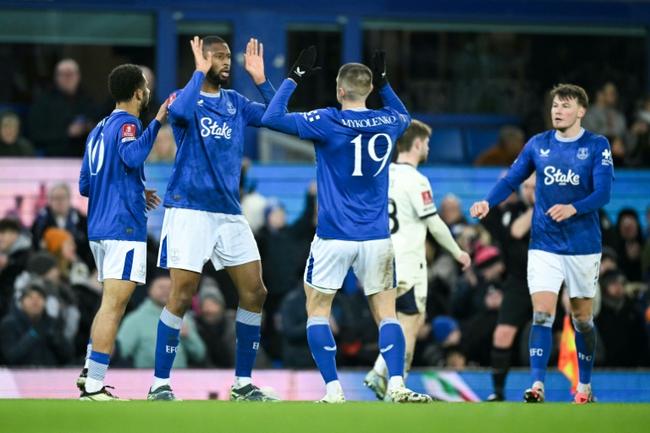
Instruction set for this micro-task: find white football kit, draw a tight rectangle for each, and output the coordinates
[389,163,438,313]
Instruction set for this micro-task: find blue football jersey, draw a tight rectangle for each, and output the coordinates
[487,128,614,255]
[163,71,275,214]
[294,106,410,241]
[79,110,161,241]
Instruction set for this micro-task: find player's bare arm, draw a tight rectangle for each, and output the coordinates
[244,37,266,85]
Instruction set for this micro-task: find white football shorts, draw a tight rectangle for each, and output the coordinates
[395,260,428,314]
[527,249,601,299]
[90,240,147,284]
[157,207,260,273]
[304,235,396,296]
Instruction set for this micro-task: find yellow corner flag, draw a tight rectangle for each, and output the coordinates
[558,314,578,393]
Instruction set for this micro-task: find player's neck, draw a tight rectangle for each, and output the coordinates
[115,102,140,118]
[555,122,582,139]
[202,82,221,94]
[341,100,367,111]
[396,153,420,168]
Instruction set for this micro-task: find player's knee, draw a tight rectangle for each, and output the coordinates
[242,282,267,306]
[532,311,554,328]
[571,315,594,333]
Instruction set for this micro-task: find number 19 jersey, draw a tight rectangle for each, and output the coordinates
[293,107,410,241]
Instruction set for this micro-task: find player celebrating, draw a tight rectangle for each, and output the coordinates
[149,36,277,401]
[262,48,431,403]
[77,64,167,400]
[364,119,471,400]
[470,84,614,404]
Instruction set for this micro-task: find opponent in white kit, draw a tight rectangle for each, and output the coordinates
[364,119,471,399]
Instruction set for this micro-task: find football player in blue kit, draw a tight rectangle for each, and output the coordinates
[471,84,614,404]
[77,64,167,400]
[149,36,278,401]
[262,48,432,403]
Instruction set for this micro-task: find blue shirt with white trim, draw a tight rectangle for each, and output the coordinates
[79,110,161,241]
[485,128,614,255]
[163,71,276,214]
[262,80,411,241]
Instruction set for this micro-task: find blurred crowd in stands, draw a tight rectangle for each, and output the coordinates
[1,165,649,370]
[1,59,649,371]
[0,60,650,168]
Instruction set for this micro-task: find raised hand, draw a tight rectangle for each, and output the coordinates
[155,98,169,124]
[371,50,388,89]
[244,37,266,85]
[190,36,213,75]
[289,46,320,83]
[470,200,490,219]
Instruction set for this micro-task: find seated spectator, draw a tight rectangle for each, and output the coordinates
[439,194,468,237]
[615,208,645,282]
[278,285,312,368]
[608,135,626,167]
[147,124,176,163]
[116,273,206,368]
[19,250,81,348]
[452,245,505,320]
[595,270,649,366]
[28,59,97,156]
[419,316,466,368]
[474,126,525,167]
[627,95,650,167]
[0,280,73,366]
[0,111,35,157]
[583,82,627,139]
[194,278,236,368]
[31,183,93,269]
[0,218,32,319]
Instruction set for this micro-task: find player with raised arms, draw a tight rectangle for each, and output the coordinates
[262,47,432,403]
[149,36,277,401]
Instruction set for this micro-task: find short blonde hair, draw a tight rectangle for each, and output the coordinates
[336,63,372,101]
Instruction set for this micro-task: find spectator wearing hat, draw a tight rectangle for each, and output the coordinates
[194,278,236,367]
[116,273,206,368]
[595,270,649,366]
[0,281,74,366]
[452,245,505,320]
[0,218,32,319]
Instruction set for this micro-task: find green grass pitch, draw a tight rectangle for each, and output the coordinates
[1,401,649,433]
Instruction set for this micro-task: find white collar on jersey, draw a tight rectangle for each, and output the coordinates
[111,109,127,114]
[554,127,585,143]
[343,107,369,112]
[200,90,221,98]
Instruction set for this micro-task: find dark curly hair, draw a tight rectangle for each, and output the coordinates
[108,64,146,103]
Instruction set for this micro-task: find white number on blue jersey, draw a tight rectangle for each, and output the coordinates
[351,133,393,177]
[88,132,105,175]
